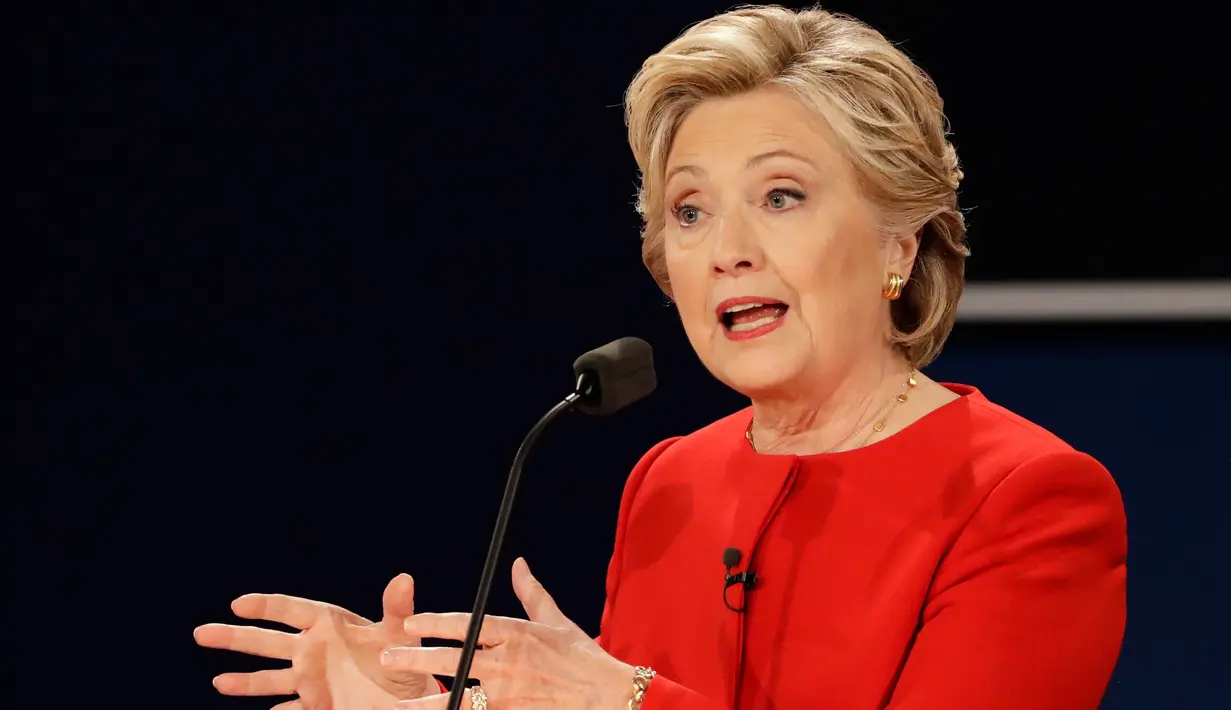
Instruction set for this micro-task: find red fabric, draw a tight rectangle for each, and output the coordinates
[598,385,1127,710]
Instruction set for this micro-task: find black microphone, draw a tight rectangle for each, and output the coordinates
[446,337,657,710]
[722,547,756,613]
[572,336,657,416]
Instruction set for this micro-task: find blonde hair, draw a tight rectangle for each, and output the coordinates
[624,4,969,367]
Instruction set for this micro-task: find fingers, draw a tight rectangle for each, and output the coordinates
[194,623,297,660]
[393,686,478,710]
[379,574,427,686]
[511,558,569,626]
[231,593,367,630]
[381,646,476,678]
[270,702,304,710]
[403,613,523,646]
[211,668,296,696]
[382,573,417,644]
[230,594,319,630]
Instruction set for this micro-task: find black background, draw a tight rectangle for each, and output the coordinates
[17,2,1228,708]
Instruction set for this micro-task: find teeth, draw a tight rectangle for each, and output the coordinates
[725,302,763,314]
[729,315,781,332]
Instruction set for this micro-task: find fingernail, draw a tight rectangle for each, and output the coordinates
[514,557,530,574]
[381,647,414,666]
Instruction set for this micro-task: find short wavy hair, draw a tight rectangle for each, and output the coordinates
[624,4,969,367]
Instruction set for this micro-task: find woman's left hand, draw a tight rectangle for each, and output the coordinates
[380,557,634,710]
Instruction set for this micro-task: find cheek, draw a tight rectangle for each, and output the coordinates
[664,246,704,305]
[767,229,853,294]
[772,227,881,323]
[664,249,716,340]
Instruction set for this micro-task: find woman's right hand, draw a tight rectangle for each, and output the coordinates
[194,573,439,710]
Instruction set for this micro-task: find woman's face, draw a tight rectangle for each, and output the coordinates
[662,86,914,398]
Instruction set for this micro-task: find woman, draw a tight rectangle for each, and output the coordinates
[195,6,1127,709]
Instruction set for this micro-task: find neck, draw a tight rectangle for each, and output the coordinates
[748,345,912,456]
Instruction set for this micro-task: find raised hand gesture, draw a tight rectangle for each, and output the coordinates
[195,573,439,710]
[382,559,635,710]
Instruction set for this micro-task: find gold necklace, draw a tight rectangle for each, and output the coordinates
[745,370,918,454]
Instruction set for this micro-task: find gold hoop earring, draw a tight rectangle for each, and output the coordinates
[882,272,905,301]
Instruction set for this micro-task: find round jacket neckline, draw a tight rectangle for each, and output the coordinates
[736,383,984,462]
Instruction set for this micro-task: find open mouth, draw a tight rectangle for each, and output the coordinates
[719,299,789,336]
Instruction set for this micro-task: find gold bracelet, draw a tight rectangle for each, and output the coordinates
[628,666,656,710]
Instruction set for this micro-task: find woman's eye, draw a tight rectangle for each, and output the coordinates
[766,188,805,210]
[676,205,701,225]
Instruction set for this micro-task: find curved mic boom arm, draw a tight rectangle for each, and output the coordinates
[445,372,596,710]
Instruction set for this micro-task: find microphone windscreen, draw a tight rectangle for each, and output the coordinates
[572,337,657,416]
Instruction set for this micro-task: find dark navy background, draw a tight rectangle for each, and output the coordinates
[19,2,1228,708]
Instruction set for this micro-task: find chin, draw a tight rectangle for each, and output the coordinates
[710,344,811,399]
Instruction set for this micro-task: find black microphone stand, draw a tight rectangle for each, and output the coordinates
[444,373,596,710]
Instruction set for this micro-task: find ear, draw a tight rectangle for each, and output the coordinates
[884,229,921,280]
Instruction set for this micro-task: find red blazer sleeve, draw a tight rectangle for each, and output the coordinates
[886,450,1128,709]
[597,438,728,710]
[597,436,682,649]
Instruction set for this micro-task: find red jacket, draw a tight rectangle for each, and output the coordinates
[598,385,1127,709]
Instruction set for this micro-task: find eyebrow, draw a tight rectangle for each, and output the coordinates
[665,149,818,182]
